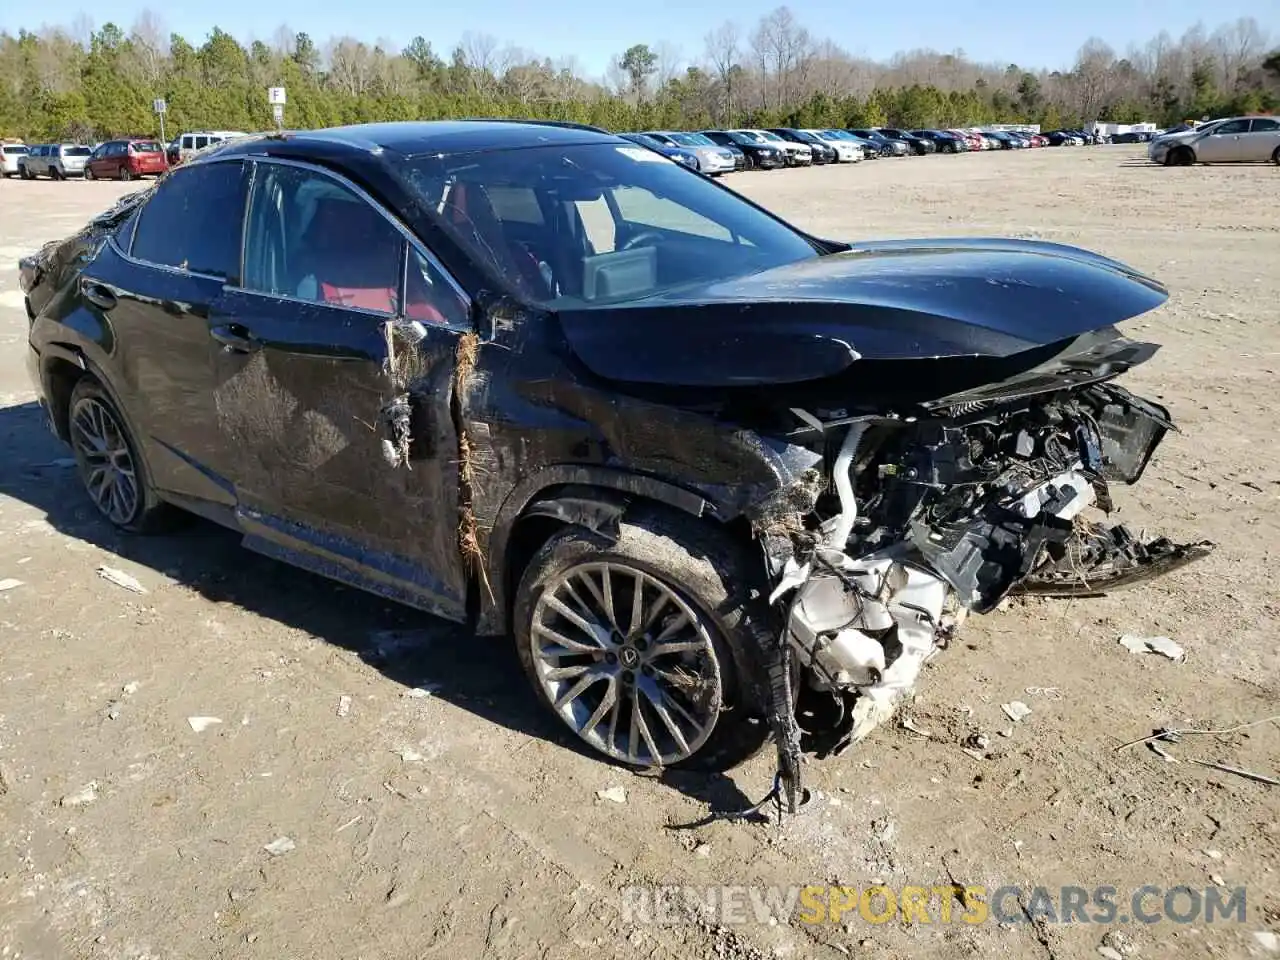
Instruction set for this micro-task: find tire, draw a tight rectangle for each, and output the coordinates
[1172,146,1195,166]
[120,167,132,181]
[84,166,94,181]
[67,377,173,533]
[1272,146,1280,166]
[513,507,770,772]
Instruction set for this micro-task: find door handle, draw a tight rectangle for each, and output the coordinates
[210,323,264,354]
[80,279,117,311]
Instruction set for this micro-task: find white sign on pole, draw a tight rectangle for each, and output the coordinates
[268,87,287,105]
[152,98,167,115]
[271,103,285,124]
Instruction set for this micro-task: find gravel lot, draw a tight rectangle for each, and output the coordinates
[2,146,1278,960]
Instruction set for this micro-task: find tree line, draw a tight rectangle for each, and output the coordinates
[1,8,1277,142]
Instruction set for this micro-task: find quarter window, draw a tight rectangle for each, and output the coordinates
[132,161,246,278]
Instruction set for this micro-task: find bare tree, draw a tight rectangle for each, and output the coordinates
[704,20,741,124]
[1211,17,1268,90]
[1070,37,1117,120]
[128,10,169,86]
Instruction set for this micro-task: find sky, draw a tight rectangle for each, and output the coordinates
[3,0,1276,79]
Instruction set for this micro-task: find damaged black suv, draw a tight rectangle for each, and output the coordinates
[20,121,1209,800]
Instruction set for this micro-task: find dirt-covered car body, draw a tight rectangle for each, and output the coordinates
[21,121,1209,799]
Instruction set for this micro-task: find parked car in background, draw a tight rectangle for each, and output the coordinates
[799,129,864,162]
[699,130,786,169]
[910,130,963,153]
[168,130,248,166]
[733,129,812,166]
[85,139,168,181]
[766,128,836,163]
[823,129,881,158]
[877,128,936,155]
[848,129,910,157]
[983,131,1022,149]
[1150,116,1280,166]
[2,141,28,177]
[1111,131,1152,144]
[656,132,738,175]
[19,143,92,179]
[618,133,701,171]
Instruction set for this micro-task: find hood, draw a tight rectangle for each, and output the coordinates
[557,237,1169,388]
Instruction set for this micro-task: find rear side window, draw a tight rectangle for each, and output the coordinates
[1250,118,1280,132]
[132,161,246,279]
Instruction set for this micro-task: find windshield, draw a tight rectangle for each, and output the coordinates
[399,143,818,309]
[65,146,92,156]
[625,134,665,150]
[670,133,713,147]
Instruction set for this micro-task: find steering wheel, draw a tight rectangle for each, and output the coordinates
[621,229,664,251]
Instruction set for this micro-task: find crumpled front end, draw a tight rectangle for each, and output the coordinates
[761,381,1212,808]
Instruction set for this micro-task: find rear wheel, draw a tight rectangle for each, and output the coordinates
[513,508,768,771]
[49,167,62,180]
[67,378,171,533]
[1272,146,1280,166]
[120,167,132,181]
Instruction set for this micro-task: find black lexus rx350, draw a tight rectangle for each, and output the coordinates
[20,121,1209,795]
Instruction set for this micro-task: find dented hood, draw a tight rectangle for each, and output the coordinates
[557,238,1169,387]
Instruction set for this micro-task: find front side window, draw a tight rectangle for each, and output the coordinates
[1209,120,1249,136]
[399,142,817,308]
[132,161,246,278]
[243,162,404,316]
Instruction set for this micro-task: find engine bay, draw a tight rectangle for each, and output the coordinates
[766,381,1213,808]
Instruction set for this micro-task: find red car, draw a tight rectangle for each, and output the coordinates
[84,139,168,181]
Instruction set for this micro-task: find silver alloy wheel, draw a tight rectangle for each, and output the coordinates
[70,396,140,525]
[530,561,723,765]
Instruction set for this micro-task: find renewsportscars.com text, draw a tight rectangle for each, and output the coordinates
[621,884,1248,927]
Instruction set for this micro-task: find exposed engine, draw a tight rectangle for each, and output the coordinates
[770,382,1211,767]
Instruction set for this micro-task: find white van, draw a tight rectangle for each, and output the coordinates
[169,130,249,165]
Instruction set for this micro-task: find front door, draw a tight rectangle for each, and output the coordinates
[208,158,472,621]
[1195,118,1251,162]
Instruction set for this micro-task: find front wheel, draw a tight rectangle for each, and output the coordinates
[1272,146,1280,166]
[513,509,768,771]
[84,166,95,181]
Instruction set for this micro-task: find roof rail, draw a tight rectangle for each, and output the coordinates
[459,117,611,135]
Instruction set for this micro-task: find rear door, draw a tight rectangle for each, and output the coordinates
[1244,118,1280,161]
[207,158,471,620]
[77,159,249,509]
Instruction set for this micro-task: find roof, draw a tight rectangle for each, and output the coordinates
[216,120,622,161]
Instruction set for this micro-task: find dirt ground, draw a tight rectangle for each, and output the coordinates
[1,146,1278,960]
